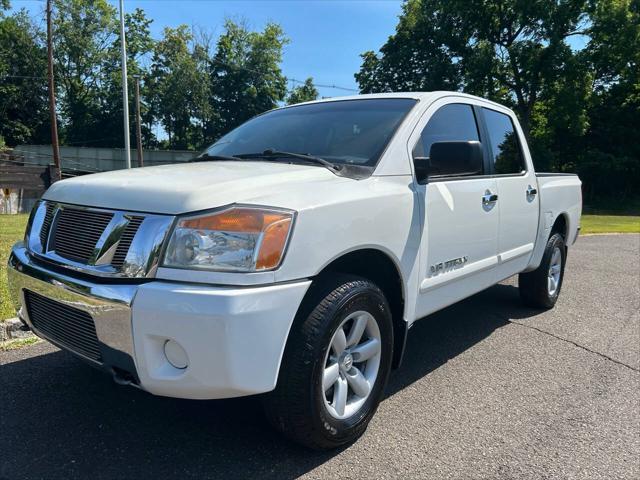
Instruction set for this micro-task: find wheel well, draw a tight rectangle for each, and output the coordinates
[317,249,407,369]
[551,214,568,240]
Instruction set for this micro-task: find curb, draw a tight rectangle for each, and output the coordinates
[0,318,34,341]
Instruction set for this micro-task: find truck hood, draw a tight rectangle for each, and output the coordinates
[43,161,347,215]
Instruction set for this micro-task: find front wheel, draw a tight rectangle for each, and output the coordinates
[519,233,566,309]
[263,275,393,450]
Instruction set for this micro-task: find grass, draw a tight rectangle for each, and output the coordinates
[0,212,638,321]
[0,336,41,351]
[580,214,640,234]
[0,214,28,320]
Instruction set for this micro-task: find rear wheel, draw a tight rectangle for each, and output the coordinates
[263,275,393,450]
[519,233,566,309]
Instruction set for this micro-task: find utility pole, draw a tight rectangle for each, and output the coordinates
[119,0,131,169]
[134,75,143,167]
[46,0,61,181]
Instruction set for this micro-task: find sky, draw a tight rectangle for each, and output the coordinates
[10,0,405,99]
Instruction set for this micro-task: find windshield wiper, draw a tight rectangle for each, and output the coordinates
[189,153,243,162]
[238,149,342,173]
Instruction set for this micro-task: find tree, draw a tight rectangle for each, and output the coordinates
[356,0,589,135]
[52,0,155,148]
[286,77,319,105]
[578,0,640,201]
[355,0,464,94]
[147,25,210,149]
[98,7,155,148]
[52,0,117,145]
[208,20,288,140]
[0,9,49,146]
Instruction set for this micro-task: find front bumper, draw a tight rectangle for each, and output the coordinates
[8,244,311,399]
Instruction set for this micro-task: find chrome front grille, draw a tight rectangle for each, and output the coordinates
[24,289,102,361]
[50,207,114,263]
[27,201,174,279]
[111,215,144,268]
[39,202,56,248]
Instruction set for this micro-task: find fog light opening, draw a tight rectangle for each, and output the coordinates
[163,339,189,369]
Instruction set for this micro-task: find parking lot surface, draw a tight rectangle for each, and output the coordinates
[1,234,638,479]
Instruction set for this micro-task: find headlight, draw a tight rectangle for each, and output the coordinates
[162,206,294,272]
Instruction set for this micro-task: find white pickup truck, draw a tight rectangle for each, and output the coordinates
[8,92,581,449]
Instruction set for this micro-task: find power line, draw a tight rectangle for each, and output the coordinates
[1,75,49,80]
[288,77,358,93]
[3,66,359,93]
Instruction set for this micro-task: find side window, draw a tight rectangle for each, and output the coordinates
[413,104,480,160]
[482,108,526,174]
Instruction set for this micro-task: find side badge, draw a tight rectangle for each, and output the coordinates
[430,256,468,276]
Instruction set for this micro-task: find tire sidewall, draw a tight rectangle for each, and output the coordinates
[544,233,566,305]
[310,281,393,446]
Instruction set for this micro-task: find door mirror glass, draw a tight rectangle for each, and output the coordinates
[424,141,483,179]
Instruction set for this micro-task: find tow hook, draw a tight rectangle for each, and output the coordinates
[111,367,140,389]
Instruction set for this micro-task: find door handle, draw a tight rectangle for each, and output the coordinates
[526,185,538,197]
[482,191,498,206]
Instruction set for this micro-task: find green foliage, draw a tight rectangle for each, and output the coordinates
[0,214,28,320]
[0,4,290,153]
[208,20,288,143]
[146,19,288,150]
[286,77,319,105]
[356,0,639,204]
[147,25,210,149]
[53,0,117,145]
[98,7,156,148]
[0,9,49,146]
[578,0,640,201]
[53,0,155,148]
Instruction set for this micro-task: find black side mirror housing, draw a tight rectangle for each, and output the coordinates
[414,141,483,183]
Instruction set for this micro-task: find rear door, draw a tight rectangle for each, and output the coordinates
[411,100,500,318]
[480,107,539,276]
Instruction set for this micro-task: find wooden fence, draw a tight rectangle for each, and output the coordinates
[0,164,59,190]
[0,155,62,213]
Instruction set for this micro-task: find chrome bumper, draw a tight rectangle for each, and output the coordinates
[8,243,139,381]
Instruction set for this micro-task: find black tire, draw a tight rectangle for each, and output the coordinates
[519,233,566,309]
[263,274,393,450]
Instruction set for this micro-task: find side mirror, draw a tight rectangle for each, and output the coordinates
[414,141,483,182]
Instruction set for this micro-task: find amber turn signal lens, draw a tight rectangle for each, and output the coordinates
[256,217,293,269]
[179,208,290,233]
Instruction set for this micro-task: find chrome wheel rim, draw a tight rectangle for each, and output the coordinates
[548,247,562,296]
[322,311,382,420]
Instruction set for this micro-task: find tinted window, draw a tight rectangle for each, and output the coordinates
[483,108,526,174]
[205,99,417,167]
[413,104,480,159]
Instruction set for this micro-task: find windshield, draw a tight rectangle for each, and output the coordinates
[204,98,417,167]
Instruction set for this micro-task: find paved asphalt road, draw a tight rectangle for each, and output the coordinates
[1,234,638,480]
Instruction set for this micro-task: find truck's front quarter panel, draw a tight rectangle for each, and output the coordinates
[273,175,421,323]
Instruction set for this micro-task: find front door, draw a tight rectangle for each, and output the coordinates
[412,101,500,319]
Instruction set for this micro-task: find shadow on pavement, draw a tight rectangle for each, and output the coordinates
[0,281,543,480]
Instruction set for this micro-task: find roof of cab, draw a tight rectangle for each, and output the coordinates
[280,91,508,111]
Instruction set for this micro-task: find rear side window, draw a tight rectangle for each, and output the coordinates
[413,104,480,159]
[482,108,526,174]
